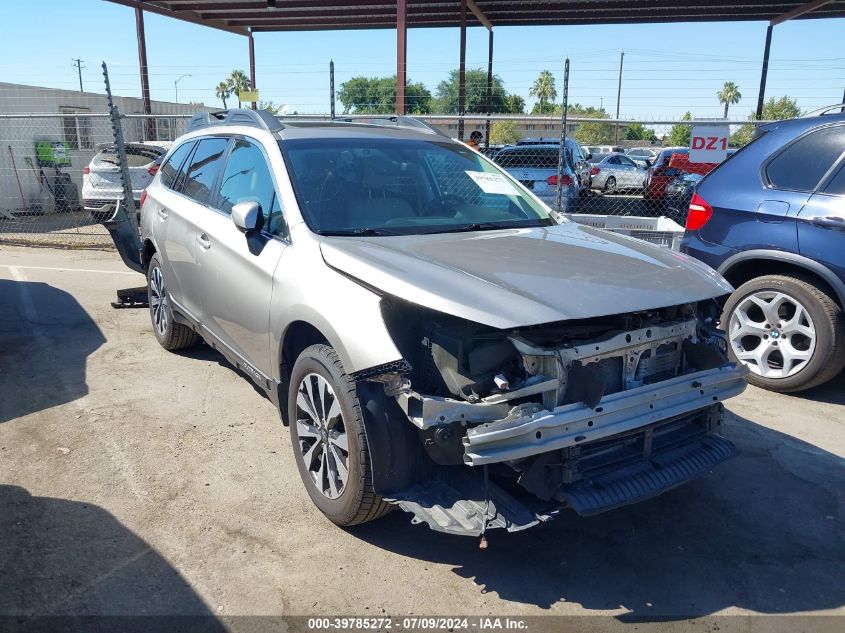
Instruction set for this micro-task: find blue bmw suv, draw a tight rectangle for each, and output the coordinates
[681,108,845,392]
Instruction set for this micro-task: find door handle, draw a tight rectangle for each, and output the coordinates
[197,232,211,249]
[808,215,845,231]
[157,207,168,220]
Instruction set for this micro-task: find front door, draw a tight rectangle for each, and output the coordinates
[196,137,287,379]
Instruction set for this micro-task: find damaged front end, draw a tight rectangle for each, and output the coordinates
[359,298,747,537]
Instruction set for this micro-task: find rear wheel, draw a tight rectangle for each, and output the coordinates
[723,274,845,392]
[604,176,617,193]
[147,252,200,351]
[288,344,391,526]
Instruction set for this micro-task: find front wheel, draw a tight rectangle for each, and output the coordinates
[722,274,845,392]
[288,344,391,526]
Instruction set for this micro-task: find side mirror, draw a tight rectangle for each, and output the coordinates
[232,200,264,234]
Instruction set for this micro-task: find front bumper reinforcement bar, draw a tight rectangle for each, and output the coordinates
[463,365,747,466]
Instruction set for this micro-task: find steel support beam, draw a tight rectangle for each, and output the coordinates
[458,0,467,140]
[108,0,249,35]
[135,7,155,140]
[248,30,257,110]
[396,0,407,115]
[756,24,773,119]
[485,29,493,147]
[770,0,834,25]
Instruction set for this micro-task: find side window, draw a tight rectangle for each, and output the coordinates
[182,138,230,205]
[766,126,845,192]
[159,141,195,190]
[822,162,845,197]
[217,139,284,234]
[607,155,620,165]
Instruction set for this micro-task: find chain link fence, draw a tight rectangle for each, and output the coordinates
[1,109,765,250]
[0,113,192,248]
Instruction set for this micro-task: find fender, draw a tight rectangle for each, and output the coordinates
[718,249,845,307]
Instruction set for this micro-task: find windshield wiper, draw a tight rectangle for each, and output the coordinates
[440,222,516,233]
[322,227,401,237]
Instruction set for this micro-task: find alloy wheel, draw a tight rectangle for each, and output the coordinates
[728,290,816,379]
[295,373,349,500]
[149,266,168,336]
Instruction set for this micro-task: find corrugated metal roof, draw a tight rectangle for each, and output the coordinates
[106,1,845,33]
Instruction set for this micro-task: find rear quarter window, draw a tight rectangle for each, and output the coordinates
[159,141,195,190]
[765,125,845,191]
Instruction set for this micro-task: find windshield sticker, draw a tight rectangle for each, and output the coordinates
[465,171,520,195]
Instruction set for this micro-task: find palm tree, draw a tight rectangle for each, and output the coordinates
[717,81,742,119]
[227,69,251,108]
[529,70,557,114]
[215,81,230,109]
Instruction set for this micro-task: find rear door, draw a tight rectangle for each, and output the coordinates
[149,140,195,308]
[797,146,845,283]
[196,137,287,378]
[164,136,231,321]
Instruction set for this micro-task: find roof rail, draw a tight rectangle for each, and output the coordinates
[187,108,284,133]
[802,103,845,118]
[340,115,449,137]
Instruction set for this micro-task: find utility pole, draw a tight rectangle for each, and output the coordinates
[841,87,844,113]
[330,60,335,120]
[614,50,624,143]
[72,58,85,92]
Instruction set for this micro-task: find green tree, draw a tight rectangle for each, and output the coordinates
[717,81,742,119]
[529,70,557,114]
[574,121,613,145]
[215,81,230,109]
[504,94,525,114]
[433,69,511,113]
[668,111,693,147]
[226,69,251,108]
[730,96,802,147]
[489,120,522,145]
[338,75,432,114]
[625,122,656,141]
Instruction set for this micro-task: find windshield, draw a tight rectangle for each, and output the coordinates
[281,137,553,236]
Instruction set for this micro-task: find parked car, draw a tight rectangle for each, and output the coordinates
[82,141,171,221]
[515,137,593,189]
[493,144,581,211]
[644,147,688,200]
[665,172,704,221]
[681,108,845,392]
[139,109,747,537]
[589,152,649,192]
[626,147,659,161]
[585,144,625,155]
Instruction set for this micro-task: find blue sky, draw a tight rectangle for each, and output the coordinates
[1,0,843,120]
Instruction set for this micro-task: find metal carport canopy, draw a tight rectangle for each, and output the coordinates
[103,1,845,126]
[107,1,845,31]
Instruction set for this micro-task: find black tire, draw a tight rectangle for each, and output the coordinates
[722,274,845,392]
[604,176,617,193]
[288,344,391,526]
[146,252,200,351]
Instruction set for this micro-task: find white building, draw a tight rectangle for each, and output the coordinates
[0,82,215,212]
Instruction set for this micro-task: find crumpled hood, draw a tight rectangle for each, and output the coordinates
[319,223,732,329]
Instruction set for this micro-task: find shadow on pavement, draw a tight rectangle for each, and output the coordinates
[349,413,845,618]
[0,484,225,625]
[0,279,106,423]
[798,370,845,406]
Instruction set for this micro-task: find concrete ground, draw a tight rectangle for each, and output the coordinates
[1,246,843,624]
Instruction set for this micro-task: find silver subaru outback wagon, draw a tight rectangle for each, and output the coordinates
[139,109,747,538]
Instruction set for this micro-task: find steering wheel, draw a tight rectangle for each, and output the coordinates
[420,194,465,217]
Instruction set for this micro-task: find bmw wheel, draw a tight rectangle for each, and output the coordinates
[288,344,391,526]
[723,274,845,392]
[604,176,617,193]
